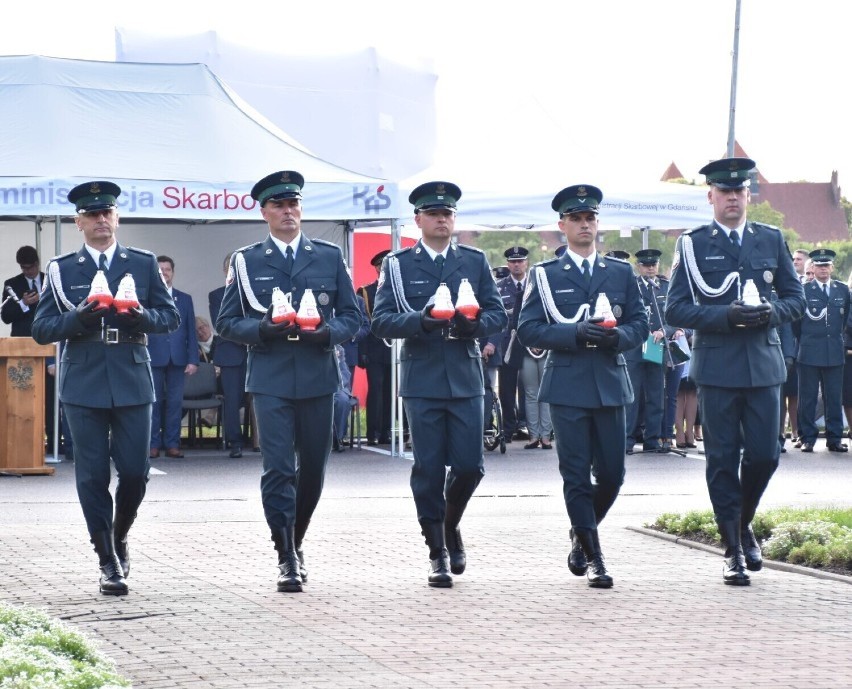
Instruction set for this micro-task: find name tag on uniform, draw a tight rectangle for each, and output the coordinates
[409,280,429,285]
[705,256,726,260]
[70,284,91,290]
[554,289,575,294]
[253,276,274,281]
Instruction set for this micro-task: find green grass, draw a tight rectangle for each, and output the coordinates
[0,603,130,688]
[647,506,852,573]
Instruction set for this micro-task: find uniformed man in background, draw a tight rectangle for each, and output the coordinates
[665,157,805,586]
[32,181,179,595]
[518,184,647,588]
[358,249,394,446]
[624,249,680,453]
[371,181,507,588]
[794,249,850,453]
[216,170,361,593]
[497,246,530,442]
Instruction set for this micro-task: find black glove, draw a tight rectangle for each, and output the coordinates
[728,300,772,329]
[258,305,297,341]
[575,319,608,346]
[358,354,369,368]
[451,311,480,338]
[114,305,144,330]
[599,327,620,349]
[421,304,452,333]
[298,322,331,346]
[75,299,106,329]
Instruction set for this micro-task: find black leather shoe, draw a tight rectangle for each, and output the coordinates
[741,525,763,572]
[524,440,541,450]
[801,442,814,453]
[277,554,303,592]
[428,549,453,588]
[626,447,634,455]
[367,439,378,447]
[229,446,243,458]
[586,554,614,588]
[827,442,848,452]
[445,525,466,575]
[99,558,129,596]
[643,442,665,452]
[567,528,588,576]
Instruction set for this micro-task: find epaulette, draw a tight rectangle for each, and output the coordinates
[658,275,670,282]
[456,244,483,254]
[127,246,155,256]
[390,246,412,258]
[751,222,781,232]
[682,226,703,236]
[234,241,263,254]
[310,238,340,249]
[603,255,630,264]
[536,257,559,267]
[51,250,77,262]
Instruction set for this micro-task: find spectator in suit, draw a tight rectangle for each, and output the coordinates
[209,254,252,458]
[497,246,530,442]
[3,245,55,450]
[148,256,199,459]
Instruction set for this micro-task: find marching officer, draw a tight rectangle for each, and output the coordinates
[497,246,530,442]
[794,249,851,453]
[665,157,805,586]
[216,170,361,593]
[371,181,507,588]
[624,249,681,453]
[32,181,179,595]
[517,184,647,588]
[358,249,394,445]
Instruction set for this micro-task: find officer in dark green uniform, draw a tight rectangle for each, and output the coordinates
[216,171,361,593]
[665,158,805,585]
[517,184,647,588]
[794,249,851,453]
[371,181,507,588]
[32,181,180,596]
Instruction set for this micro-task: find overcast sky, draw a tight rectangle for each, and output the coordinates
[2,0,850,193]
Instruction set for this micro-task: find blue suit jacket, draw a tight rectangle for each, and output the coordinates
[793,279,851,367]
[517,253,647,408]
[31,243,179,408]
[371,241,507,399]
[209,285,247,367]
[148,287,199,368]
[665,221,805,388]
[216,234,361,399]
[2,272,44,336]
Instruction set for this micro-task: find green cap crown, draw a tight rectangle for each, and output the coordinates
[699,157,755,189]
[551,184,603,216]
[408,181,461,211]
[67,181,121,212]
[251,170,305,206]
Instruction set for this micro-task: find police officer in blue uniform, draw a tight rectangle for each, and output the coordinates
[665,158,805,585]
[32,181,179,595]
[624,249,677,453]
[371,181,507,587]
[497,246,530,442]
[358,249,394,445]
[518,184,647,588]
[794,249,851,453]
[216,171,361,593]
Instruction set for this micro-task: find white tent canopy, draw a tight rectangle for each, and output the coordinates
[0,55,399,221]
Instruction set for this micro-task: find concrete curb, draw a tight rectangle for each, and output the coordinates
[627,525,852,585]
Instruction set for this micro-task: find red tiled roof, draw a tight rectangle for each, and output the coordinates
[752,181,848,242]
[660,162,684,181]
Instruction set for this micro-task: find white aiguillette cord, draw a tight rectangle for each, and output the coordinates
[680,234,741,303]
[534,265,591,324]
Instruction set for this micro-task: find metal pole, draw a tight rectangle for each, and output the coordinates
[726,0,742,157]
[389,218,403,458]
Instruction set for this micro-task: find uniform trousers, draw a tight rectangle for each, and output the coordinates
[64,403,151,534]
[498,364,521,436]
[698,384,780,521]
[404,396,485,524]
[551,403,626,529]
[151,364,185,449]
[626,359,664,443]
[219,362,247,448]
[797,363,844,444]
[366,362,392,442]
[253,393,333,533]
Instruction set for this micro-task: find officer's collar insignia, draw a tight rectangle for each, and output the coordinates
[305,245,312,251]
[563,263,571,270]
[598,261,605,268]
[119,253,127,259]
[415,247,422,254]
[265,249,273,254]
[78,256,85,262]
[711,228,718,236]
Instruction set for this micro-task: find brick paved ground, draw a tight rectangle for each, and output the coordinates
[1,443,850,688]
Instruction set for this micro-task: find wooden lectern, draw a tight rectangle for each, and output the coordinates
[0,337,56,475]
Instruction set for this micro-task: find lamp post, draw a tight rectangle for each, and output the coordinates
[726,0,742,158]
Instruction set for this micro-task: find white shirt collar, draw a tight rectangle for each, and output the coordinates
[84,242,118,269]
[270,232,302,259]
[715,219,747,239]
[421,242,450,262]
[565,247,598,275]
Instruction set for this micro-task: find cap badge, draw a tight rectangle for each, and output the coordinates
[577,186,588,197]
[436,183,446,194]
[90,183,101,194]
[281,173,291,183]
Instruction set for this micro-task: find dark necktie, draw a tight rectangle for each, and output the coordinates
[435,254,444,275]
[823,283,829,298]
[283,246,294,274]
[581,258,591,282]
[98,253,107,271]
[729,230,741,248]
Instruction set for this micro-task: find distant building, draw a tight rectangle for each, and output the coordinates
[662,143,850,243]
